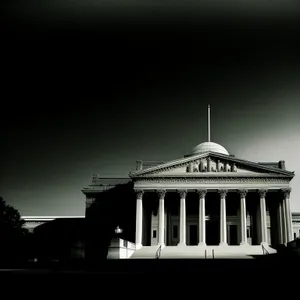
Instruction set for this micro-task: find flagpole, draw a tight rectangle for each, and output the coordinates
[208,104,211,142]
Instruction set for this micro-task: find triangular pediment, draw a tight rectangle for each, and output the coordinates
[129,152,294,178]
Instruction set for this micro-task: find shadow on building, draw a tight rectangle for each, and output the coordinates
[33,218,85,267]
[85,181,136,267]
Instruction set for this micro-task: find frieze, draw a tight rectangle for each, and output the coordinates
[144,157,269,175]
[134,177,290,184]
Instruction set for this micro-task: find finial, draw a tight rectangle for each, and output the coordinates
[208,104,211,142]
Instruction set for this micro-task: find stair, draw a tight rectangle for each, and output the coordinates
[129,246,158,259]
[129,245,277,259]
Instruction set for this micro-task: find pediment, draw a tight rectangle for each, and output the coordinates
[129,152,294,178]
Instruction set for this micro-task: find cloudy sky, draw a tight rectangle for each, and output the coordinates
[1,1,300,216]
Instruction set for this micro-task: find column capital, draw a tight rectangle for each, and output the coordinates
[197,189,207,198]
[177,189,187,199]
[281,188,291,198]
[134,189,144,199]
[238,189,248,198]
[156,189,166,200]
[258,189,267,198]
[218,189,228,197]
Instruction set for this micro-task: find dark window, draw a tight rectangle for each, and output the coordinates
[247,228,250,238]
[153,230,157,238]
[294,233,297,240]
[173,225,178,238]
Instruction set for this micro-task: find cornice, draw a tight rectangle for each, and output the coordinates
[134,177,290,184]
[134,173,290,178]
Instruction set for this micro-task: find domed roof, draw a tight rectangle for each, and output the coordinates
[190,141,229,156]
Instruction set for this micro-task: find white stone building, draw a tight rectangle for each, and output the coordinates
[83,144,297,259]
[82,106,297,259]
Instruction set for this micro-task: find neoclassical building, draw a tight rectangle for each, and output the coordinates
[83,141,296,258]
[82,107,296,259]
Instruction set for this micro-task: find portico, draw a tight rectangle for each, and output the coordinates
[82,105,296,259]
[129,147,294,258]
[134,187,293,248]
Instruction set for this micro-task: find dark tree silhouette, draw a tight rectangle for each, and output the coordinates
[0,197,29,265]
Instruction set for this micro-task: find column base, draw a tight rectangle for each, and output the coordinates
[158,243,165,248]
[135,244,143,250]
[240,241,249,246]
[198,242,207,247]
[260,242,268,246]
[219,242,228,246]
[177,242,186,247]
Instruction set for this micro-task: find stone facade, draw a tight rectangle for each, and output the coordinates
[83,146,296,259]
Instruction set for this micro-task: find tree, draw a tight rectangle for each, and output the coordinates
[0,197,29,265]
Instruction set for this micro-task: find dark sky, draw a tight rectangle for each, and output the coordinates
[1,1,300,216]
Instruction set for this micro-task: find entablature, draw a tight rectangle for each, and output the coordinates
[133,176,290,191]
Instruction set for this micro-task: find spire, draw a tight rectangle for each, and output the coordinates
[208,104,211,142]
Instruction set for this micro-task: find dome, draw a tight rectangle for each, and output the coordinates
[190,142,229,156]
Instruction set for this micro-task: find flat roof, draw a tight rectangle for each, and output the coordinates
[22,216,85,221]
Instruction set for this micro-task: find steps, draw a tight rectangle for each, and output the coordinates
[129,245,277,259]
[129,246,158,259]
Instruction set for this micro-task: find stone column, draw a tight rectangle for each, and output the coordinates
[197,189,207,246]
[259,189,268,245]
[157,189,166,246]
[277,200,284,244]
[282,198,287,244]
[237,207,241,244]
[239,189,248,245]
[282,189,293,242]
[177,189,187,246]
[135,189,144,250]
[219,189,228,246]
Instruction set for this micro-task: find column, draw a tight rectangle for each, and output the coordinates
[197,189,207,246]
[239,189,248,245]
[278,200,283,244]
[259,189,268,245]
[282,189,293,242]
[282,198,287,244]
[177,189,187,246]
[157,189,166,246]
[219,189,228,246]
[237,206,241,244]
[135,189,144,250]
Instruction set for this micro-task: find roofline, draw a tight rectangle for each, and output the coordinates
[129,151,295,177]
[22,216,85,220]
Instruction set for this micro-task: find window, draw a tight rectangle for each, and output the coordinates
[294,233,297,240]
[173,225,178,239]
[153,230,157,238]
[247,228,250,238]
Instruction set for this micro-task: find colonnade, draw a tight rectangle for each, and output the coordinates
[135,188,293,249]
